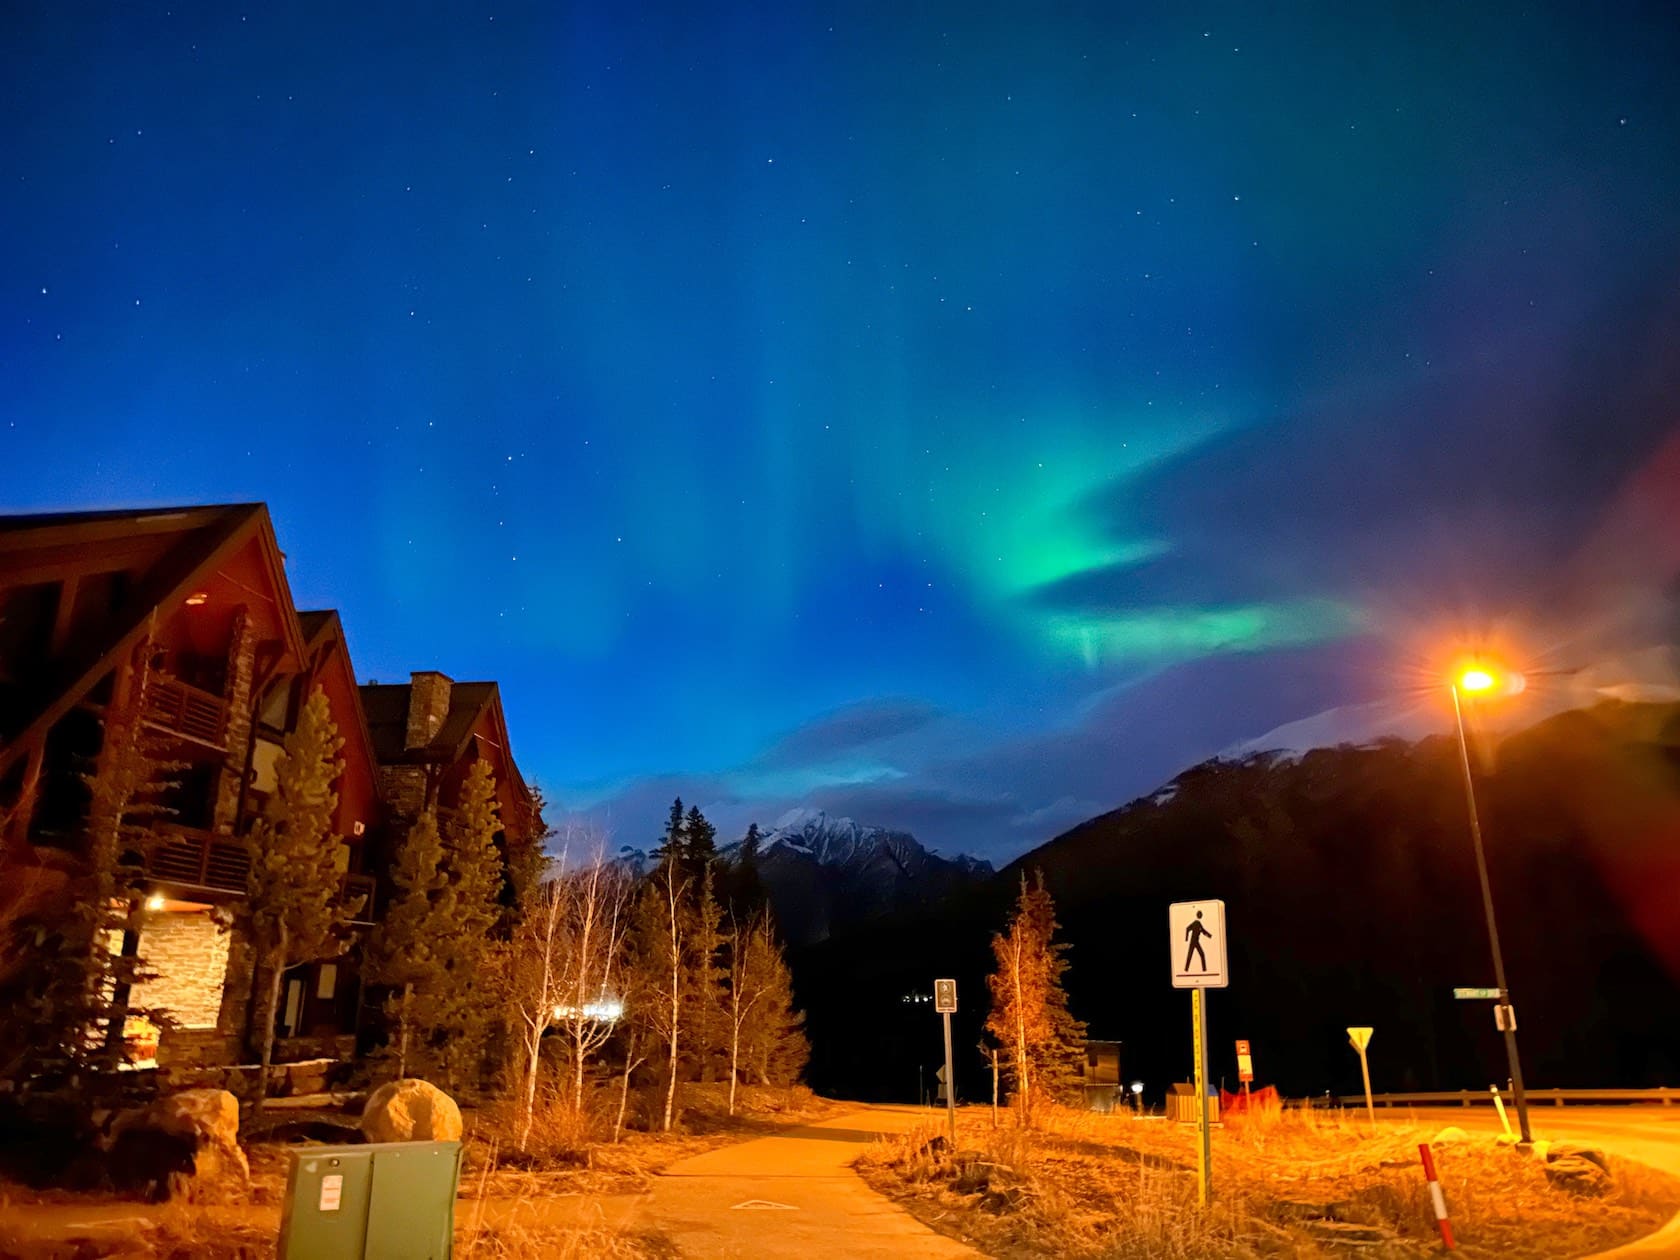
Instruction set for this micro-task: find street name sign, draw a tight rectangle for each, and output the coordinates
[1453,988,1501,1000]
[1169,900,1228,988]
[934,979,957,1013]
[1235,1039,1253,1083]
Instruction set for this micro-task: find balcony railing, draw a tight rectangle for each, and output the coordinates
[148,826,379,921]
[144,677,229,749]
[149,825,250,894]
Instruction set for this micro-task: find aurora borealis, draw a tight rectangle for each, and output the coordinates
[5,4,1680,857]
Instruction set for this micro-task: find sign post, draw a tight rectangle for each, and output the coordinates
[1170,900,1228,1207]
[934,979,958,1145]
[1348,1027,1375,1125]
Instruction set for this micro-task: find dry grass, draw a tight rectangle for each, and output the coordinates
[0,1202,275,1259]
[856,1104,1680,1259]
[460,1081,840,1199]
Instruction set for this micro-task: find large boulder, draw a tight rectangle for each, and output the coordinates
[361,1079,462,1143]
[107,1088,250,1202]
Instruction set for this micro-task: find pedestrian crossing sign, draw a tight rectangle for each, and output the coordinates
[1169,900,1228,989]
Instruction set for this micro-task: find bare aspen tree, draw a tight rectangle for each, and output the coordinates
[723,908,771,1116]
[629,847,689,1132]
[505,868,563,1151]
[549,845,630,1113]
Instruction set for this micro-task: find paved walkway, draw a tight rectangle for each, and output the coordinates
[638,1104,975,1258]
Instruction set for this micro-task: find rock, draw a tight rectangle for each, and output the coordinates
[107,1088,250,1203]
[151,1088,240,1146]
[1430,1126,1469,1145]
[1548,1142,1610,1173]
[1545,1155,1612,1196]
[361,1079,463,1143]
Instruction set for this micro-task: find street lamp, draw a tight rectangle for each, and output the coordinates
[1449,662,1533,1144]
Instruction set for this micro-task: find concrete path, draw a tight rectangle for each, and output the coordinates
[638,1104,977,1258]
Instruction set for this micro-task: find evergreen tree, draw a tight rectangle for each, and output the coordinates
[429,758,503,1091]
[741,913,808,1086]
[722,822,767,915]
[687,864,726,1079]
[245,685,357,1107]
[984,872,1085,1124]
[683,804,717,876]
[650,797,685,866]
[366,808,450,1078]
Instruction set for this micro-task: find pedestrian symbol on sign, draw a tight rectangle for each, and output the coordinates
[1184,911,1213,972]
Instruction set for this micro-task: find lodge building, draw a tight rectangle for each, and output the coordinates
[0,504,540,1079]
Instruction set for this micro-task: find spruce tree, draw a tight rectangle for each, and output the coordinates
[688,864,726,1079]
[723,822,767,915]
[683,804,717,878]
[366,809,450,1079]
[742,913,808,1086]
[430,758,502,1091]
[246,685,356,1107]
[650,797,685,866]
[984,872,1085,1123]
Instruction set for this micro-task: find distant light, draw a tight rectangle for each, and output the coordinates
[184,591,209,606]
[1130,1081,1144,1095]
[146,893,166,911]
[552,999,623,1023]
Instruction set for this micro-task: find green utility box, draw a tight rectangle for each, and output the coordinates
[278,1140,462,1260]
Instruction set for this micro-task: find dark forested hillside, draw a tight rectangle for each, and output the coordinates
[795,701,1680,1105]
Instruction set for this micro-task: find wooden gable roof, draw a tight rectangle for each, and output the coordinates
[0,503,307,778]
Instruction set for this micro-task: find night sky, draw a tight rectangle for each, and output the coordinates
[5,4,1680,860]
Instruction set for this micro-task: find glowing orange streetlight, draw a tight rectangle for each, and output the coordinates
[1448,658,1532,1144]
[1457,666,1496,693]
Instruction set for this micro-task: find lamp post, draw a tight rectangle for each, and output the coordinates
[1450,667,1533,1144]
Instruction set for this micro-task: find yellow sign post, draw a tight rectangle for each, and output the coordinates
[1347,1026,1375,1125]
[1192,989,1211,1205]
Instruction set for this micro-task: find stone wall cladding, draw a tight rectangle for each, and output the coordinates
[378,765,428,825]
[134,910,230,1029]
[212,605,255,833]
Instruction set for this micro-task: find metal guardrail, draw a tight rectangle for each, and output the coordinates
[1334,1088,1677,1107]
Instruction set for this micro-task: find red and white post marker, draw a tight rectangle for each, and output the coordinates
[1417,1143,1456,1250]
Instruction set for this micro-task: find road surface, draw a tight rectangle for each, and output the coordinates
[1382,1105,1680,1257]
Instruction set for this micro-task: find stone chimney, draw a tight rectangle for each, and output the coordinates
[405,670,453,750]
